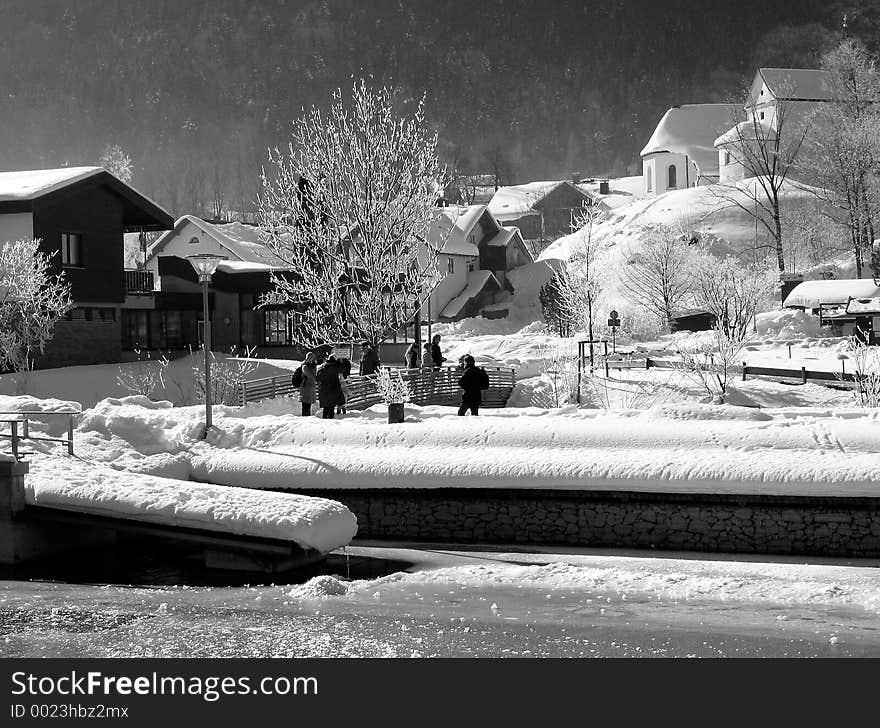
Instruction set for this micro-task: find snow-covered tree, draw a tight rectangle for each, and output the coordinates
[800,39,880,279]
[540,207,604,345]
[0,239,73,393]
[258,80,447,347]
[690,252,776,342]
[99,144,133,183]
[618,224,698,328]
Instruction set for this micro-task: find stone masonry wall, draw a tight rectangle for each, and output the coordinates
[296,488,880,558]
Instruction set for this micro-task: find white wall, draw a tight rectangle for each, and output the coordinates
[421,254,473,320]
[642,152,692,196]
[146,219,233,286]
[0,213,34,244]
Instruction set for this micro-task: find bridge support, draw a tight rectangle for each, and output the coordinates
[0,461,116,566]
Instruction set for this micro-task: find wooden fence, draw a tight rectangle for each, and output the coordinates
[601,354,859,388]
[238,366,517,409]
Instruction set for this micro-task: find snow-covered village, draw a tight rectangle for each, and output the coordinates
[2,1,880,682]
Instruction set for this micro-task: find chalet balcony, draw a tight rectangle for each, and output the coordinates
[124,269,155,295]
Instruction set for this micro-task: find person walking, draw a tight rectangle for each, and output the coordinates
[337,357,352,415]
[316,355,345,419]
[431,334,446,371]
[404,342,419,369]
[359,341,381,376]
[457,354,489,416]
[299,351,318,416]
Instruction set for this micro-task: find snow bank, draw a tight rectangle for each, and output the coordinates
[755,309,832,340]
[26,455,357,553]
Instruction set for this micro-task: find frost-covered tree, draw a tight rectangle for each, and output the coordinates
[0,239,73,392]
[99,144,133,183]
[690,252,776,341]
[801,39,880,279]
[258,80,447,347]
[618,224,698,327]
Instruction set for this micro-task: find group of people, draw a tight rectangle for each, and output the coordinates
[298,341,379,420]
[298,335,489,418]
[404,334,446,371]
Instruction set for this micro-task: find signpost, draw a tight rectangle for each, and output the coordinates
[607,309,621,354]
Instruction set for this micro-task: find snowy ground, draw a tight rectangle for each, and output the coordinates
[2,545,878,657]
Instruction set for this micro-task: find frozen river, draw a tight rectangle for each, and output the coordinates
[2,545,879,658]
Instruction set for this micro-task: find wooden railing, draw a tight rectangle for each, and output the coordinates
[238,366,517,409]
[124,269,155,295]
[0,411,78,460]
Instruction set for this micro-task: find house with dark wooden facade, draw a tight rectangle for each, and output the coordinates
[0,167,173,368]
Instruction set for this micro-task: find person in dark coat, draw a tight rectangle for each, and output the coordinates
[457,354,483,416]
[299,351,318,416]
[316,356,345,419]
[359,341,381,376]
[431,334,446,371]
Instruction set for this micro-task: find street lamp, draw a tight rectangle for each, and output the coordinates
[187,253,226,437]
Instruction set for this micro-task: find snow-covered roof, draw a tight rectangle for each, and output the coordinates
[217,260,276,274]
[440,269,499,318]
[489,181,560,221]
[485,227,518,247]
[0,166,103,201]
[714,119,776,146]
[783,279,880,309]
[757,68,834,102]
[640,104,735,176]
[428,204,493,257]
[148,215,290,268]
[577,176,645,208]
[846,297,880,315]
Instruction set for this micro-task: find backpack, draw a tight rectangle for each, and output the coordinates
[291,365,304,387]
[477,367,490,390]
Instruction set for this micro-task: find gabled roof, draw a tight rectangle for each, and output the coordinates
[0,166,173,231]
[640,104,735,176]
[427,204,497,257]
[489,180,594,222]
[755,68,834,103]
[147,215,290,268]
[714,119,775,147]
[440,269,500,319]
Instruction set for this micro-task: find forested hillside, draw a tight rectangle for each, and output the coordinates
[0,0,875,217]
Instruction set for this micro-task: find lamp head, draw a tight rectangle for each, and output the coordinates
[186,253,226,283]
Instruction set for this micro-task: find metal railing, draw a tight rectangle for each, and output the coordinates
[238,366,517,409]
[0,411,78,460]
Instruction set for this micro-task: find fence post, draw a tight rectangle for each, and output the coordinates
[239,381,247,406]
[67,416,74,456]
[604,359,609,378]
[10,420,17,461]
[603,340,608,358]
[742,362,748,382]
[801,366,807,384]
[22,418,28,440]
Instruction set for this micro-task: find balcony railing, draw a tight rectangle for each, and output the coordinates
[124,269,155,295]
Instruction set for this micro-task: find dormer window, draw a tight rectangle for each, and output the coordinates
[188,236,199,244]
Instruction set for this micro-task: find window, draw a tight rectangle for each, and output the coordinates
[61,233,82,266]
[667,165,677,189]
[760,111,765,120]
[122,309,150,350]
[447,256,455,275]
[646,166,653,193]
[264,309,291,345]
[723,150,731,165]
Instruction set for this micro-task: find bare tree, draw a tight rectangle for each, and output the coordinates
[258,80,447,347]
[618,223,698,328]
[712,86,810,274]
[690,252,776,342]
[675,326,745,404]
[0,239,73,393]
[540,207,604,344]
[800,39,880,279]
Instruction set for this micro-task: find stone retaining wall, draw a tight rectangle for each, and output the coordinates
[295,488,880,558]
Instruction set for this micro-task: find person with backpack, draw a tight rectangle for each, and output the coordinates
[457,354,489,416]
[298,351,318,416]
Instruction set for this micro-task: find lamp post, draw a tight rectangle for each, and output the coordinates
[187,253,225,437]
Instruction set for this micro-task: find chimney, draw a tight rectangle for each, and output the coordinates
[598,180,610,195]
